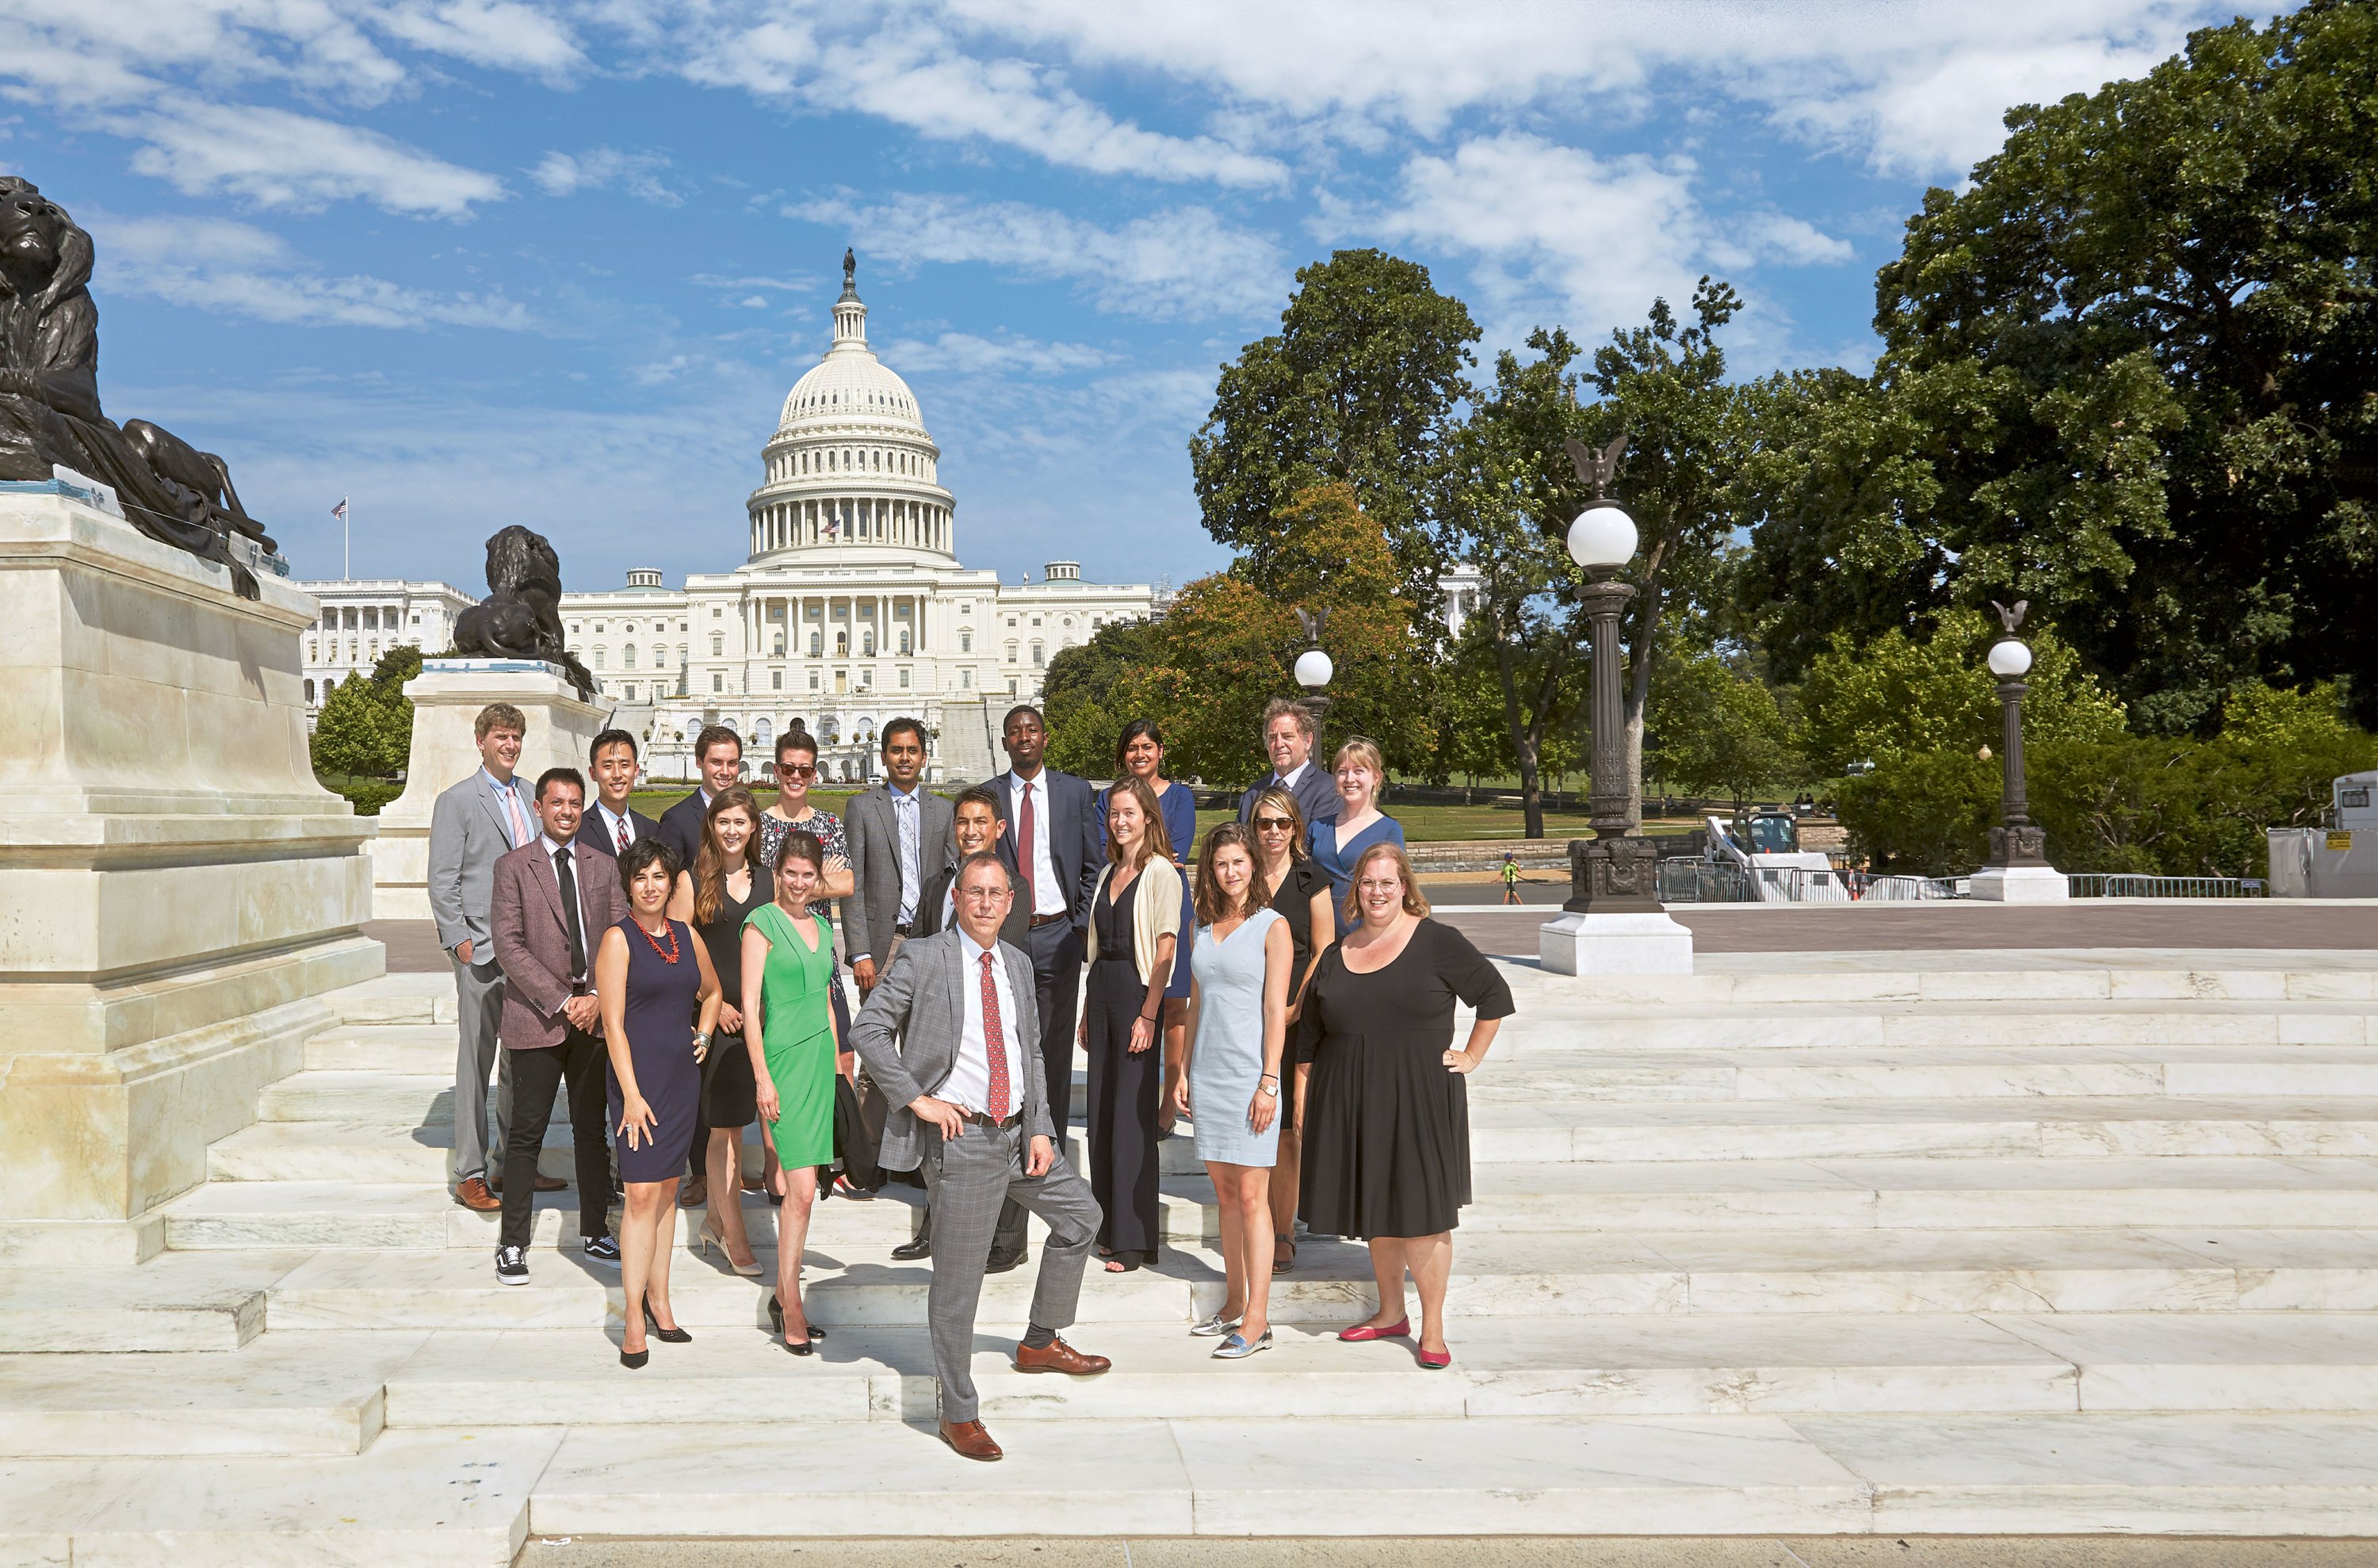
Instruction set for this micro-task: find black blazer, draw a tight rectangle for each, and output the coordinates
[575,803,662,861]
[656,790,708,877]
[1237,765,1340,836]
[914,859,1030,947]
[984,767,1103,932]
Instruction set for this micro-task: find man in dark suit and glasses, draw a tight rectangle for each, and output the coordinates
[1235,697,1339,835]
[655,722,743,1200]
[576,729,659,862]
[850,851,1111,1463]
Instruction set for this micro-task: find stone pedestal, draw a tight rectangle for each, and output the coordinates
[1968,864,2071,902]
[368,660,613,920]
[0,489,381,1262]
[1539,910,1695,976]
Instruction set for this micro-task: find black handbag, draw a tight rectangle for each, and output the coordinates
[828,1071,886,1192]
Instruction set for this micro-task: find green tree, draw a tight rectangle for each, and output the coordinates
[1649,649,1801,812]
[1190,249,1478,611]
[1860,2,2378,732]
[1796,610,2128,778]
[311,644,422,779]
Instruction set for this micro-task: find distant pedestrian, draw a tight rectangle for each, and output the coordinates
[1500,852,1521,904]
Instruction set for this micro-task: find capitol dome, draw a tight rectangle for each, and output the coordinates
[746,252,954,562]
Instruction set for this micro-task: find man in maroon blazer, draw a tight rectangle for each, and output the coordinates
[489,767,632,1285]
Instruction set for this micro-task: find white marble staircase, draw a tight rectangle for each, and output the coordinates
[9,948,2378,1561]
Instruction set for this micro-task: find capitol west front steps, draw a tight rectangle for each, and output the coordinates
[8,950,2378,1558]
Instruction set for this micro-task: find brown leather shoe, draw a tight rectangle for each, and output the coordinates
[454,1176,500,1213]
[938,1419,1003,1462]
[1012,1336,1111,1376]
[678,1179,708,1210]
[533,1172,567,1192]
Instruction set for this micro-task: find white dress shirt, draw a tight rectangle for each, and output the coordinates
[943,928,1025,1118]
[1006,770,1067,918]
[1276,759,1311,793]
[594,801,637,850]
[889,782,923,925]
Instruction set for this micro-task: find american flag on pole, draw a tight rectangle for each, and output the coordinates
[331,497,348,520]
[824,508,840,539]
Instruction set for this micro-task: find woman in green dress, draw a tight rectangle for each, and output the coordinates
[739,829,840,1354]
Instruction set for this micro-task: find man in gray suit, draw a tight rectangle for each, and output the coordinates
[850,851,1111,1463]
[845,717,953,997]
[427,702,554,1213]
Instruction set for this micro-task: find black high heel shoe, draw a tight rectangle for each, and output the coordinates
[768,1294,826,1342]
[641,1295,692,1344]
[620,1346,649,1369]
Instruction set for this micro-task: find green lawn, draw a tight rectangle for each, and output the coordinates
[625,786,1690,847]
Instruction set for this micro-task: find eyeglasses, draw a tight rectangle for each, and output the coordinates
[958,886,1009,902]
[1252,817,1294,832]
[780,764,817,778]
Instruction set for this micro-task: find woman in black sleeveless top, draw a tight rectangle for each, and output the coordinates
[668,785,770,1275]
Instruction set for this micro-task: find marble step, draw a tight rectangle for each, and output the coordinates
[0,1426,552,1567]
[320,973,454,1026]
[1477,1046,2378,1103]
[1536,962,2378,1008]
[373,1313,2378,1429]
[0,1252,308,1352]
[302,1023,457,1073]
[522,1412,2378,1538]
[1500,1002,2378,1054]
[250,1225,2378,1336]
[0,1333,422,1455]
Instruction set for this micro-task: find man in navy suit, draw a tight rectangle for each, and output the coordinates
[656,723,743,877]
[575,729,660,862]
[1235,697,1340,834]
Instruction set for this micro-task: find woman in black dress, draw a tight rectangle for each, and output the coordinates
[594,838,722,1367]
[667,784,769,1276]
[1296,841,1512,1370]
[1080,776,1179,1271]
[1247,785,1335,1272]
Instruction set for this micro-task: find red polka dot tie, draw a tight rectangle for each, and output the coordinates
[979,951,1011,1121]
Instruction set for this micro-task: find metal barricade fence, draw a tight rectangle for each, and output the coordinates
[2066,874,2265,898]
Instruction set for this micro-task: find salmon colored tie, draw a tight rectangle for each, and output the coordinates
[980,951,1010,1120]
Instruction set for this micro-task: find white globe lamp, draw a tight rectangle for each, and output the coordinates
[1986,639,2034,678]
[1567,503,1637,573]
[1294,648,1334,690]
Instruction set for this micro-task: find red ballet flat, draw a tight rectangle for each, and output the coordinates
[1337,1318,1410,1343]
[1416,1346,1452,1370]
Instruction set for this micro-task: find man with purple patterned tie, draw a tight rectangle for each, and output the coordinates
[575,729,659,863]
[849,851,1109,1462]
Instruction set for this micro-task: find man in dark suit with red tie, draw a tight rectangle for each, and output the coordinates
[575,729,660,862]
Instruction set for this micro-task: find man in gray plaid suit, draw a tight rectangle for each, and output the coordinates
[849,850,1110,1462]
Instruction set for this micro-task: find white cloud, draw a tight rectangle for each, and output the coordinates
[92,212,534,331]
[671,6,1286,189]
[885,331,1116,376]
[121,97,507,216]
[1725,212,1856,269]
[531,147,680,206]
[374,1,588,79]
[790,191,1284,320]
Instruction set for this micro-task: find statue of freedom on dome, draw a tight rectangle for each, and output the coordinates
[0,176,270,597]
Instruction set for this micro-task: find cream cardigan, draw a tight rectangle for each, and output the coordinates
[1091,856,1184,988]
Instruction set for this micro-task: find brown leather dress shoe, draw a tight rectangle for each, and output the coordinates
[939,1419,1003,1462]
[1012,1336,1111,1376]
[533,1172,567,1192]
[678,1179,708,1210]
[454,1176,500,1213]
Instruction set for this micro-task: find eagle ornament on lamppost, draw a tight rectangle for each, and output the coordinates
[1539,432,1694,974]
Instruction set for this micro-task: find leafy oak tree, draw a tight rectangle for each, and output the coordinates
[1190,249,1478,613]
[1841,2,2378,732]
[311,644,422,780]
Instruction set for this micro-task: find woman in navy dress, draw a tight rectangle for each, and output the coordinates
[1098,720,1197,1126]
[595,837,721,1367]
[1309,737,1405,937]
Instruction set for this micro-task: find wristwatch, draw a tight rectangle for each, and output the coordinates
[1257,1078,1279,1098]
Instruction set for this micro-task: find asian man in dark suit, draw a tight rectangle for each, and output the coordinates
[576,729,660,861]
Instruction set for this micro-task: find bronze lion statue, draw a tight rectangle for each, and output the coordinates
[451,524,598,698]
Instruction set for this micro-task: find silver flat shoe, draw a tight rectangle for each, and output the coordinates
[1188,1310,1244,1338]
[1212,1329,1274,1360]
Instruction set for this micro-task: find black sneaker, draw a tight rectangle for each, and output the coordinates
[582,1235,621,1267]
[495,1245,529,1285]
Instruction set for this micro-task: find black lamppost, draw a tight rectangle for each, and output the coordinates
[1293,605,1333,731]
[1559,436,1661,916]
[1974,599,2063,899]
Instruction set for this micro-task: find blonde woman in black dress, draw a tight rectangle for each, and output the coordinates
[1295,842,1512,1370]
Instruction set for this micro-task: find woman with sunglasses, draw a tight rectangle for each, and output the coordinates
[1246,785,1333,1273]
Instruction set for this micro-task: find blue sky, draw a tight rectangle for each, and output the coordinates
[4,0,2246,594]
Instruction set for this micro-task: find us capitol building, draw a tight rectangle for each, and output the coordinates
[300,260,1163,783]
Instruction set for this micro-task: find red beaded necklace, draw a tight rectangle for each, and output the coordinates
[635,916,680,965]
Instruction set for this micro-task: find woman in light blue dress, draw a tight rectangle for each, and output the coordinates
[1174,823,1292,1360]
[1309,737,1405,937]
